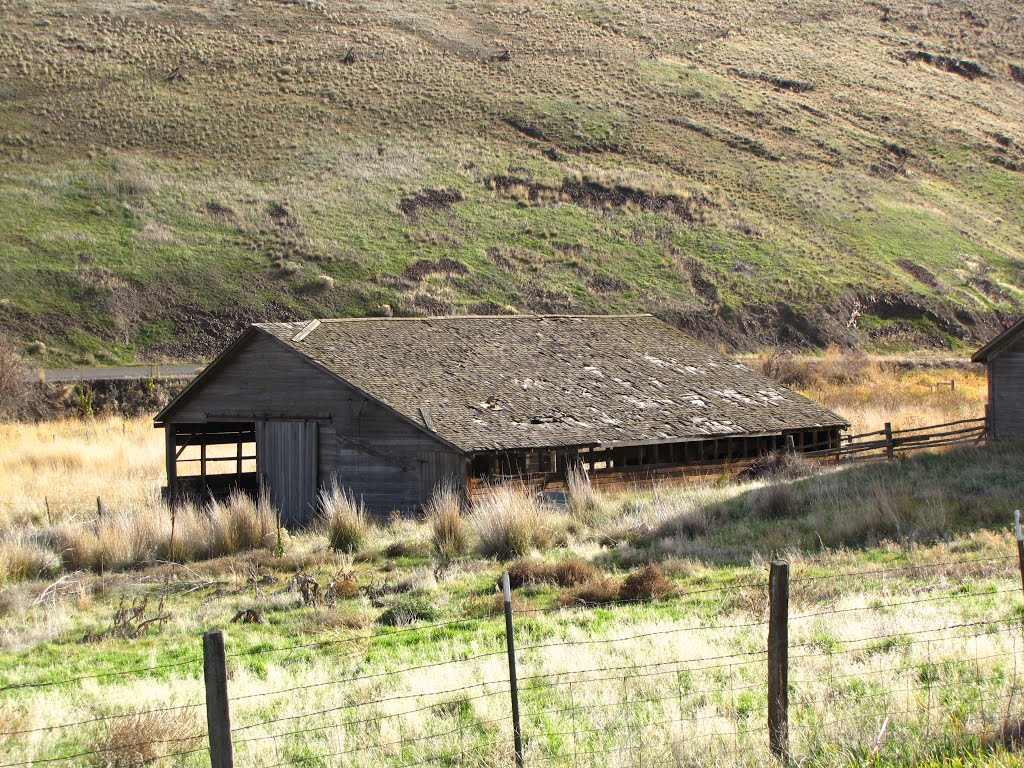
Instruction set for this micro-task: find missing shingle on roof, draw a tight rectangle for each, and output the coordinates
[530,414,565,424]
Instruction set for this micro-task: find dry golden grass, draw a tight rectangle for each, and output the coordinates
[0,417,163,527]
[424,480,468,564]
[471,484,559,559]
[93,710,201,768]
[319,478,371,553]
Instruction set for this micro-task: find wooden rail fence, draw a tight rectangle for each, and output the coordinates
[804,416,988,463]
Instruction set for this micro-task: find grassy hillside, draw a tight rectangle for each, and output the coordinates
[1,0,1023,364]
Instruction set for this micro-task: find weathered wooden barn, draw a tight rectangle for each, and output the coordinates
[155,315,849,524]
[973,316,1024,441]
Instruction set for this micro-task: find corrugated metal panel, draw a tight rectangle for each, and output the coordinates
[257,420,319,526]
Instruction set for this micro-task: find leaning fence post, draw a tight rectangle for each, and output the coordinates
[768,561,789,762]
[883,422,894,461]
[501,572,524,768]
[1014,511,1024,599]
[203,629,234,768]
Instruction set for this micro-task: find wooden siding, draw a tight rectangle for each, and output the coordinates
[990,336,1024,440]
[165,333,463,515]
[257,421,318,526]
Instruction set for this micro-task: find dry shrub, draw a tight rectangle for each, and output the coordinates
[471,484,551,559]
[302,608,371,633]
[425,480,467,563]
[320,479,369,553]
[742,450,817,481]
[557,575,620,606]
[487,590,535,615]
[656,506,711,540]
[619,564,675,601]
[94,710,200,767]
[761,346,878,389]
[551,558,602,587]
[506,557,601,588]
[0,533,60,583]
[0,335,41,422]
[505,558,551,588]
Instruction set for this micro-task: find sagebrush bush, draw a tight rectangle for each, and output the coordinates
[377,593,440,626]
[471,485,551,559]
[320,479,370,553]
[425,481,467,563]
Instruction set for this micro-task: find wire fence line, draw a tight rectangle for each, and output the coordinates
[5,540,1024,767]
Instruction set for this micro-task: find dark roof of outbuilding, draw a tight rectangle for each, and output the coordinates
[972,316,1024,363]
[254,315,847,453]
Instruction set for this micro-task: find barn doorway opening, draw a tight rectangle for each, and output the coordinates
[166,421,258,502]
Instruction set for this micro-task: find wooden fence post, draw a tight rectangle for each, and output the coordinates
[501,572,524,768]
[883,422,894,461]
[768,561,789,762]
[203,629,234,768]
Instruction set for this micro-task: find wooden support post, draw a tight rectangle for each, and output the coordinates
[768,561,789,762]
[203,629,234,768]
[165,424,177,500]
[784,434,795,453]
[502,572,524,768]
[236,439,243,476]
[1015,511,1024,599]
[201,437,208,482]
[884,422,894,461]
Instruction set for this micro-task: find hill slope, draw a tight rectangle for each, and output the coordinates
[1,0,1023,364]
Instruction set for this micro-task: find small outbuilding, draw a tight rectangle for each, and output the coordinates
[155,315,849,524]
[972,316,1024,441]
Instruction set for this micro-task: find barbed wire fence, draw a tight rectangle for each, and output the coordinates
[3,519,1024,767]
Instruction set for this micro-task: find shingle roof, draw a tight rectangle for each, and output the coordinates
[254,315,847,453]
[972,316,1024,363]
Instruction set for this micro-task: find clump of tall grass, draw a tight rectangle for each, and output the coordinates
[0,532,60,583]
[471,484,552,559]
[56,510,160,573]
[207,489,276,557]
[320,479,370,553]
[425,480,467,564]
[53,491,278,573]
[811,474,948,547]
[748,480,796,520]
[566,463,606,525]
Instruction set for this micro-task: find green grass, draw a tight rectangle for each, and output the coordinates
[2,443,1024,765]
[0,1,1022,363]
